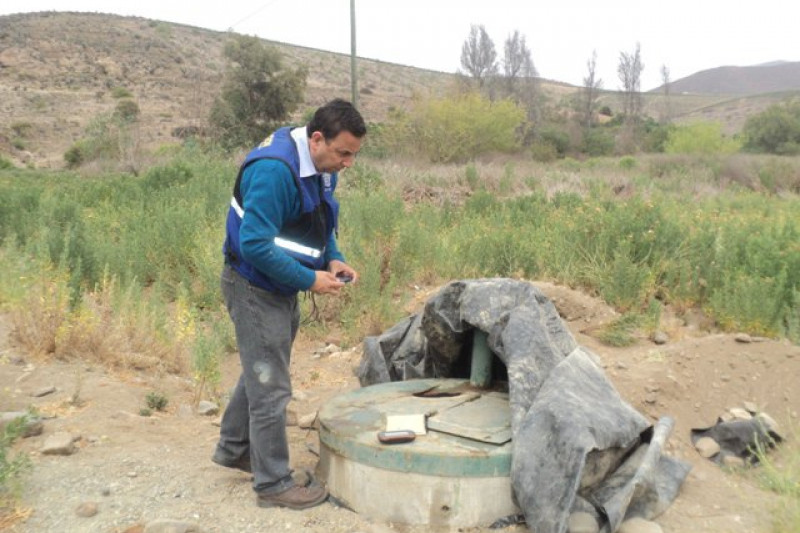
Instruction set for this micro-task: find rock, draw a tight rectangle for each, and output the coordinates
[0,411,43,437]
[722,454,745,468]
[695,437,720,458]
[652,331,669,345]
[755,412,782,437]
[568,511,599,533]
[734,333,752,343]
[143,519,204,533]
[41,432,77,455]
[743,401,758,413]
[618,517,663,533]
[322,343,340,354]
[729,407,752,420]
[298,411,318,429]
[31,385,56,397]
[75,501,99,517]
[196,401,219,416]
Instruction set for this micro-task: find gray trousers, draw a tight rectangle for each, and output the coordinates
[216,265,300,494]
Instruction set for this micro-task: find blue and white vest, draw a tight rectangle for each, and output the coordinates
[223,127,340,295]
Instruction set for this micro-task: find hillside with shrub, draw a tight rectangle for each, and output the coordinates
[3,11,797,168]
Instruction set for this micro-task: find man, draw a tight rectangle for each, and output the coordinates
[213,99,366,510]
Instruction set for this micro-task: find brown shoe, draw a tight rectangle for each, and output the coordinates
[256,484,329,510]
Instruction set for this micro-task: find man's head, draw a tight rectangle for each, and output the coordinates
[307,99,367,173]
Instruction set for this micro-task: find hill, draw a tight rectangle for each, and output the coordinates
[0,12,797,167]
[657,61,800,95]
[0,11,462,167]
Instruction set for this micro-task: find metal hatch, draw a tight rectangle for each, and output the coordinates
[426,390,512,444]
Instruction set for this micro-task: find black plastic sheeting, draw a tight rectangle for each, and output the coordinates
[691,417,782,464]
[357,279,691,533]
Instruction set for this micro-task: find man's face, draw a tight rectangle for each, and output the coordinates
[309,130,362,173]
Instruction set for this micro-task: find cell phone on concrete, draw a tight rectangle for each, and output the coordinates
[377,430,416,444]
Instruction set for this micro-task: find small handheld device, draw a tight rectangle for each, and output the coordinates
[336,273,353,283]
[377,430,416,444]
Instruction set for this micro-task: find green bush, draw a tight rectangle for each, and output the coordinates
[0,155,13,170]
[111,86,133,99]
[399,92,525,163]
[209,34,307,150]
[742,100,800,155]
[665,122,741,154]
[539,127,571,157]
[64,143,85,168]
[464,164,479,190]
[145,391,169,411]
[530,141,558,162]
[114,99,140,122]
[582,128,615,157]
[140,162,193,192]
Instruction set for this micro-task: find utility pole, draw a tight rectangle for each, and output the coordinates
[350,0,358,109]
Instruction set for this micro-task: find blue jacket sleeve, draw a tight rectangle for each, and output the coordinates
[238,159,317,290]
[325,233,346,265]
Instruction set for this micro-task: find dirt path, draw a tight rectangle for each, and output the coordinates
[1,282,797,533]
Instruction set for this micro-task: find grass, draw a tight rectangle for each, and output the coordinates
[0,414,33,518]
[750,424,800,533]
[1,150,799,364]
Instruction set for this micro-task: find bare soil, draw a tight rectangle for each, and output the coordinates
[1,281,798,533]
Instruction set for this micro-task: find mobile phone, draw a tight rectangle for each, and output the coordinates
[336,273,353,283]
[377,430,416,444]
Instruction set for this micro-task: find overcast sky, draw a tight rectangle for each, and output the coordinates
[1,1,797,91]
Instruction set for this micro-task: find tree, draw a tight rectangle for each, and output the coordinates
[209,34,307,150]
[581,50,603,126]
[660,64,672,123]
[460,25,497,87]
[617,43,644,121]
[500,30,540,139]
[742,100,800,154]
[502,30,536,93]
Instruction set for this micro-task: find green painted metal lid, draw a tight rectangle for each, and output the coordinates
[319,379,513,477]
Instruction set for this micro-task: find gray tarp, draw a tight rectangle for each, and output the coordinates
[357,279,691,533]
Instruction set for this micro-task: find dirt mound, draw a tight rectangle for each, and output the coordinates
[0,282,797,532]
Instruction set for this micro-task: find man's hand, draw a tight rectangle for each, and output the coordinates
[310,260,358,295]
[328,260,358,285]
[310,270,345,295]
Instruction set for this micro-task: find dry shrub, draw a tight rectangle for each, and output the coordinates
[11,274,186,374]
[718,154,761,190]
[9,269,70,356]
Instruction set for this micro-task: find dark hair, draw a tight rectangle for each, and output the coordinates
[307,98,367,140]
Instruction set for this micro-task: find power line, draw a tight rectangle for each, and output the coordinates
[226,0,282,31]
